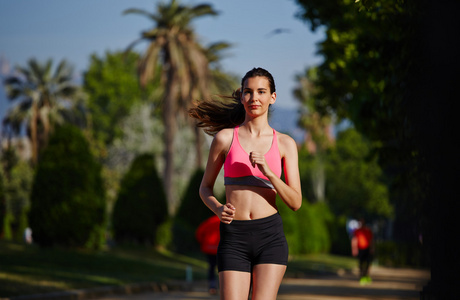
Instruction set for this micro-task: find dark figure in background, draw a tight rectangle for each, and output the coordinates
[351,218,374,285]
[196,215,221,294]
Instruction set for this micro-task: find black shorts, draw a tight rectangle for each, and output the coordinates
[217,213,289,273]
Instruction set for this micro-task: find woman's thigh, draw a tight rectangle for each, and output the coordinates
[219,270,251,300]
[251,264,287,300]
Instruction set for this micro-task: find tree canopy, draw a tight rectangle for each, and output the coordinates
[294,0,423,244]
[124,0,218,211]
[3,58,81,165]
[326,128,392,219]
[84,50,157,149]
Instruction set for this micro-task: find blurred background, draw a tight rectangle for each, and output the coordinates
[0,0,457,298]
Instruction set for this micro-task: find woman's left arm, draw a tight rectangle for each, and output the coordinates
[266,133,302,211]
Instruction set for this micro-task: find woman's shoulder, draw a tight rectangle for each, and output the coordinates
[212,127,234,149]
[215,127,234,140]
[275,130,298,155]
[275,130,296,146]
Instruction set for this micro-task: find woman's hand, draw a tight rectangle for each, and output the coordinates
[218,203,236,224]
[249,151,272,177]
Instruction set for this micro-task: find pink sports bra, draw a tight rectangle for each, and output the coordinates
[224,126,282,189]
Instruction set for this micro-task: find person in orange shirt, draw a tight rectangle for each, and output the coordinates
[196,215,221,294]
[351,218,374,285]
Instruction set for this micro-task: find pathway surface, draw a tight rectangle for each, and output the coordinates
[91,266,430,300]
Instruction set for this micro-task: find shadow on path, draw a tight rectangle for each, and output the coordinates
[91,266,430,300]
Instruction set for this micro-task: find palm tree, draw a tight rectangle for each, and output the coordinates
[124,0,217,212]
[205,41,238,95]
[294,67,334,203]
[3,58,79,165]
[188,41,238,167]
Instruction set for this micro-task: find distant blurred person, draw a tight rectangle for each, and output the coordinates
[196,215,221,294]
[351,218,374,285]
[24,227,33,244]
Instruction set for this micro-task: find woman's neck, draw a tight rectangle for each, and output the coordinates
[241,117,271,136]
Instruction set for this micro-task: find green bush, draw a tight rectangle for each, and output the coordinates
[155,218,173,249]
[175,169,214,228]
[112,153,167,245]
[328,215,352,255]
[3,161,34,242]
[279,199,332,254]
[28,124,106,248]
[0,169,5,238]
[375,240,424,267]
[172,169,215,254]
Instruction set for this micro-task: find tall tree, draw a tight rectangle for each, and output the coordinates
[294,4,460,297]
[28,124,106,248]
[124,0,217,212]
[3,58,80,165]
[326,128,392,220]
[83,50,157,150]
[294,0,424,247]
[294,67,333,202]
[205,41,239,96]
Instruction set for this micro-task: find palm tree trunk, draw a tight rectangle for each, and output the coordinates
[311,154,326,203]
[30,102,39,166]
[163,69,178,215]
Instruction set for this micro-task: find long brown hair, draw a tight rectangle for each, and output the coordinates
[188,67,276,136]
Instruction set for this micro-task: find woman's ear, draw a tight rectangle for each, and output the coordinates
[270,92,277,105]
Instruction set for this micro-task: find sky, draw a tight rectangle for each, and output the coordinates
[0,0,325,123]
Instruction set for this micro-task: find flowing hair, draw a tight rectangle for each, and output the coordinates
[188,67,276,136]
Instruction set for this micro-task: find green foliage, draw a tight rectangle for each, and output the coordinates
[295,0,425,251]
[175,169,213,228]
[28,124,106,248]
[83,50,158,147]
[0,168,5,238]
[326,128,392,219]
[172,168,214,254]
[155,218,173,249]
[111,154,168,245]
[375,240,424,267]
[328,214,352,255]
[279,198,332,254]
[298,147,321,202]
[2,160,34,242]
[3,58,81,165]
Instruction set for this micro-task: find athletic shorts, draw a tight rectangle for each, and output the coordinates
[217,212,289,273]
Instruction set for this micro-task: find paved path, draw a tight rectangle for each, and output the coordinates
[91,266,430,300]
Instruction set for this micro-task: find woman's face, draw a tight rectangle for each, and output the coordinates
[241,76,276,116]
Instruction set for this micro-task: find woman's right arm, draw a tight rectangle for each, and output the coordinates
[199,129,235,224]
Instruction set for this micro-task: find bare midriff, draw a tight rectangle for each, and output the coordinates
[225,185,278,220]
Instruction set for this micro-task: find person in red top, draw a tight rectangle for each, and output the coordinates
[196,215,221,294]
[351,218,374,285]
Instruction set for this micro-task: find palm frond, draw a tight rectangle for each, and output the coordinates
[190,4,218,18]
[123,8,156,21]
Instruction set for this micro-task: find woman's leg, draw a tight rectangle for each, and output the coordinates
[251,264,287,300]
[219,270,251,300]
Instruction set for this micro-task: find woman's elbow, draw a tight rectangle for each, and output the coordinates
[291,202,302,212]
[199,184,213,201]
[290,197,302,212]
